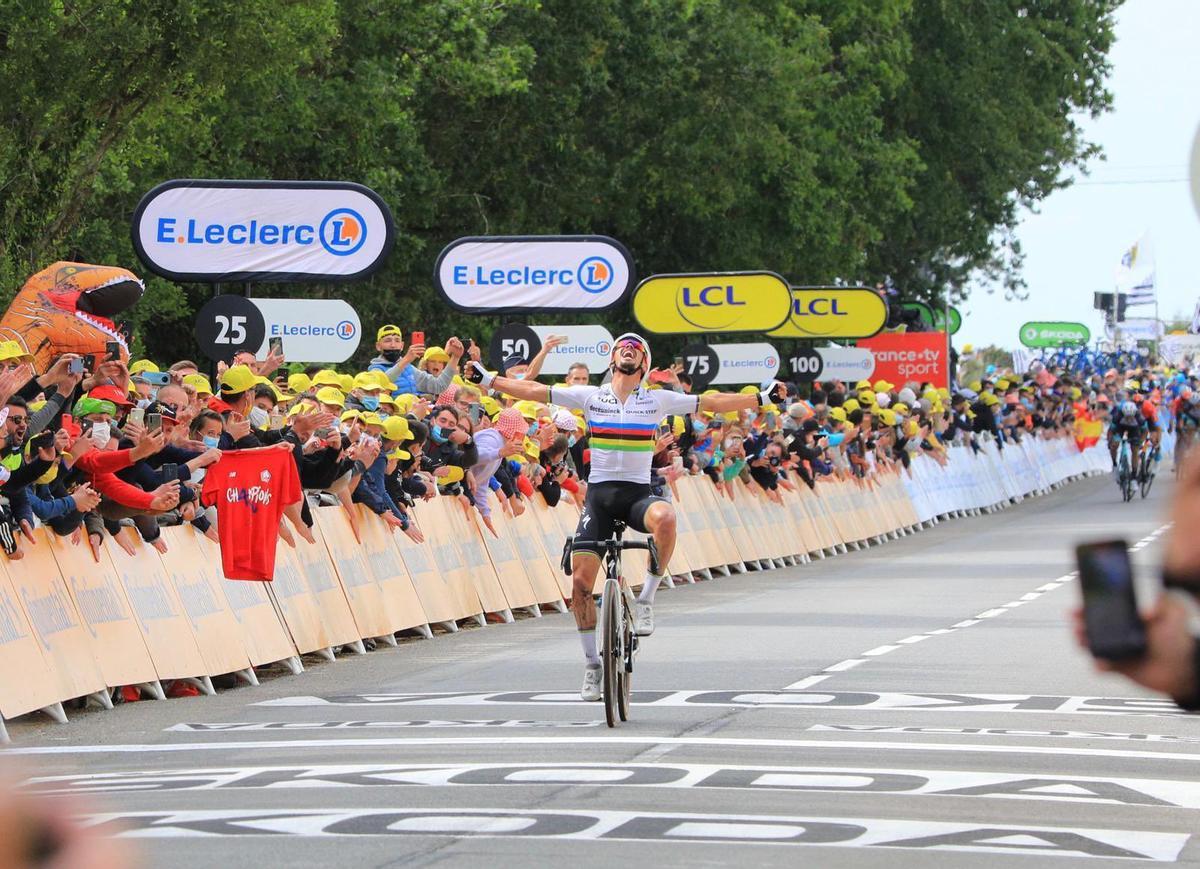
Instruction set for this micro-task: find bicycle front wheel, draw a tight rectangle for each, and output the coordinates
[617,599,633,722]
[600,579,621,728]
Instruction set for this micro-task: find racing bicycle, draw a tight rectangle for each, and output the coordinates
[1114,433,1135,503]
[1137,437,1158,499]
[563,520,658,727]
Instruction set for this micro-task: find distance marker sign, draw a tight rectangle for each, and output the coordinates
[194,295,266,362]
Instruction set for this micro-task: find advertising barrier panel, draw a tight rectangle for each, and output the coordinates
[768,287,888,339]
[251,298,362,362]
[857,331,950,389]
[434,235,635,313]
[133,180,394,282]
[1020,321,1091,348]
[529,325,614,374]
[707,343,781,385]
[633,272,791,334]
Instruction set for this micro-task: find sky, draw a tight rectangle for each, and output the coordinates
[958,0,1200,351]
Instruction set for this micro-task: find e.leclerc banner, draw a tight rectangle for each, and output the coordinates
[529,325,614,374]
[132,180,394,282]
[1019,321,1091,348]
[433,235,635,313]
[632,272,791,334]
[251,299,362,363]
[857,332,950,390]
[767,286,888,339]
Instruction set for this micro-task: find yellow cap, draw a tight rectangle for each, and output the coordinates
[382,416,412,442]
[480,396,502,418]
[0,340,32,364]
[371,371,395,391]
[739,385,758,395]
[421,346,451,365]
[129,359,159,374]
[312,369,342,388]
[183,374,213,396]
[377,324,402,341]
[387,447,412,461]
[879,408,897,426]
[339,409,363,423]
[438,464,465,484]
[873,379,894,393]
[968,380,982,393]
[338,374,355,393]
[514,401,540,421]
[353,372,382,391]
[842,398,860,413]
[980,392,1000,407]
[829,407,847,422]
[288,373,313,394]
[892,402,908,415]
[219,364,257,395]
[254,375,292,402]
[962,343,974,354]
[855,380,872,390]
[996,379,1010,391]
[858,390,876,406]
[360,412,384,427]
[522,437,540,461]
[315,387,346,408]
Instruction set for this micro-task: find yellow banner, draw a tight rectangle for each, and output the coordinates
[632,272,792,334]
[768,287,888,339]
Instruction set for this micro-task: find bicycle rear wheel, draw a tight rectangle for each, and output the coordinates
[1141,459,1155,498]
[600,579,620,728]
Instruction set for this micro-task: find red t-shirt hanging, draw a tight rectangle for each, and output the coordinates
[201,445,301,581]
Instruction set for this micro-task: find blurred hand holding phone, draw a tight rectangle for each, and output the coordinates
[1076,539,1148,660]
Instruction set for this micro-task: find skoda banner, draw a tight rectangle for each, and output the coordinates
[251,298,362,363]
[708,342,781,385]
[632,272,791,334]
[529,325,615,375]
[768,286,888,339]
[1019,321,1091,348]
[433,235,635,313]
[132,180,394,282]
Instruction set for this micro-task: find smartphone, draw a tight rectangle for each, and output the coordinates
[146,413,162,433]
[269,336,284,356]
[463,338,473,354]
[142,371,170,387]
[67,357,84,376]
[29,430,54,451]
[411,330,425,347]
[128,407,145,426]
[269,411,284,430]
[160,462,179,483]
[468,403,483,425]
[648,369,673,384]
[105,341,121,361]
[673,356,684,368]
[1075,540,1147,660]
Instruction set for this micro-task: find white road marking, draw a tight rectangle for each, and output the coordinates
[823,659,867,672]
[10,736,1200,762]
[896,636,930,645]
[862,645,901,657]
[782,675,832,690]
[976,608,1008,619]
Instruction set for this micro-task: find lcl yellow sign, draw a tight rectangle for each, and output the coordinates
[768,286,889,339]
[632,272,792,334]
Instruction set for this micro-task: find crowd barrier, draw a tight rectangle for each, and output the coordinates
[0,439,1112,742]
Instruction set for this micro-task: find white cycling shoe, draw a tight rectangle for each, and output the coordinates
[635,602,655,637]
[581,663,602,702]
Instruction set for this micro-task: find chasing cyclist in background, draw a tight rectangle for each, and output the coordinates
[470,334,785,700]
[1109,395,1148,481]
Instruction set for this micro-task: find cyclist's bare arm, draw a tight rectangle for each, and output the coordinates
[699,384,783,414]
[480,372,551,403]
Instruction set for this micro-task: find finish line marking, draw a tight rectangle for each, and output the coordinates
[784,524,1171,691]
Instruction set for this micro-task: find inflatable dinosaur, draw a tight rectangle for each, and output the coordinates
[0,262,143,373]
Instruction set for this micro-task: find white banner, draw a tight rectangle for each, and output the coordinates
[434,236,634,312]
[710,343,780,385]
[1115,231,1156,305]
[251,298,361,363]
[817,347,875,381]
[133,181,393,282]
[1106,318,1163,341]
[529,325,614,375]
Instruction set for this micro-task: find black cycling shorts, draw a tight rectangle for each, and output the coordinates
[572,481,665,559]
[1112,423,1145,445]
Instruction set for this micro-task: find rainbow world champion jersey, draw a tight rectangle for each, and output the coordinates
[550,383,700,484]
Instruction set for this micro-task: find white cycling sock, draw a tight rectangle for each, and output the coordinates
[638,574,662,604]
[579,629,600,666]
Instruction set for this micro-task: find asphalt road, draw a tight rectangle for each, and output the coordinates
[5,467,1199,867]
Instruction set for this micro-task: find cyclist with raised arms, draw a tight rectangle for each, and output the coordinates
[471,333,785,700]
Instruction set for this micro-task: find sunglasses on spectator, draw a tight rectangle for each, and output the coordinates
[7,414,28,425]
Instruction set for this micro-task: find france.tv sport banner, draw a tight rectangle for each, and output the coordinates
[433,236,635,313]
[857,331,950,390]
[132,180,395,282]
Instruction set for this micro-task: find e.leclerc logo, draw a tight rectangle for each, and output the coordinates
[154,207,367,257]
[336,320,356,340]
[450,255,615,294]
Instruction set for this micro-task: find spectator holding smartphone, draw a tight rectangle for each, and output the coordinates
[368,325,463,397]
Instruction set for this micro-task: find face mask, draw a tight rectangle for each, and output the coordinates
[692,420,706,434]
[527,423,538,436]
[568,434,577,448]
[381,349,403,363]
[90,422,111,449]
[512,373,525,380]
[360,396,380,411]
[248,406,270,429]
[431,425,450,443]
[136,398,152,409]
[202,435,220,449]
